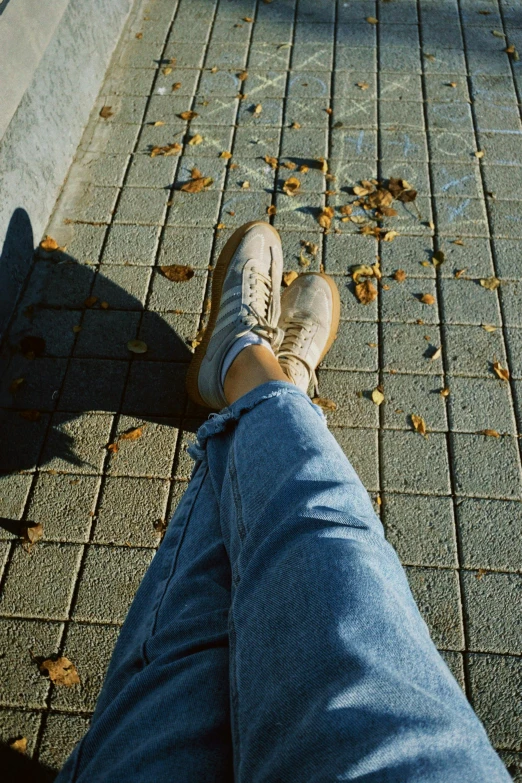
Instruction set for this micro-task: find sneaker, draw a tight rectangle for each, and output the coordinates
[276,272,341,395]
[186,221,284,410]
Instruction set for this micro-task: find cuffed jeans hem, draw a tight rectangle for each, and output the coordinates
[188,381,326,463]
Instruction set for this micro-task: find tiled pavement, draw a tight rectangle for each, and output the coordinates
[1,0,522,776]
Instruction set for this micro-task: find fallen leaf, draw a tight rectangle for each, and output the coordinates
[19,409,41,421]
[424,53,436,62]
[299,250,311,267]
[366,16,378,24]
[283,270,298,286]
[153,120,165,127]
[506,44,520,60]
[84,296,98,308]
[480,276,500,290]
[9,377,24,394]
[353,184,373,197]
[317,157,328,174]
[188,133,203,146]
[482,323,497,333]
[380,207,398,217]
[449,81,458,88]
[107,442,119,454]
[162,66,173,75]
[355,279,378,305]
[440,387,450,398]
[357,81,369,90]
[150,142,182,157]
[492,29,505,38]
[135,32,143,39]
[299,164,309,173]
[241,181,250,189]
[267,205,277,215]
[350,215,368,225]
[39,657,80,687]
[371,388,385,405]
[492,360,509,381]
[253,103,263,116]
[39,235,60,252]
[453,238,465,246]
[301,240,319,257]
[340,204,353,216]
[127,340,148,354]
[179,110,198,120]
[160,264,195,282]
[99,106,113,119]
[480,429,500,437]
[312,396,337,412]
[318,206,334,229]
[282,161,296,169]
[264,155,278,169]
[72,325,82,333]
[432,250,445,267]
[120,426,145,441]
[23,522,43,546]
[351,264,375,282]
[290,121,301,129]
[243,16,253,22]
[393,269,406,283]
[421,293,436,305]
[383,229,399,242]
[476,568,487,580]
[283,176,301,196]
[455,268,468,278]
[238,70,248,81]
[325,107,333,115]
[220,150,232,159]
[172,82,182,91]
[411,414,427,436]
[430,346,442,361]
[475,150,485,158]
[180,176,213,193]
[100,301,109,310]
[10,737,27,754]
[387,178,417,203]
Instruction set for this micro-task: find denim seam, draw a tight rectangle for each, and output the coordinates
[143,463,209,663]
[228,608,241,780]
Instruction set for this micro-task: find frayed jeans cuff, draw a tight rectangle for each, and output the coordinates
[187,380,325,462]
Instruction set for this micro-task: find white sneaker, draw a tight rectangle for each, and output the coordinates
[186,221,284,410]
[276,273,341,394]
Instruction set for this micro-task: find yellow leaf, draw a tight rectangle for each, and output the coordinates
[430,346,442,361]
[318,206,334,229]
[10,737,27,754]
[220,150,232,159]
[253,103,263,116]
[317,157,328,174]
[492,360,509,381]
[153,120,165,127]
[39,657,80,687]
[10,377,24,394]
[371,388,385,405]
[290,121,301,129]
[162,66,173,75]
[120,426,146,441]
[482,324,497,333]
[188,133,203,146]
[393,269,406,283]
[480,276,500,290]
[357,81,369,90]
[351,264,375,282]
[39,235,59,252]
[480,429,500,438]
[267,205,277,215]
[180,176,213,192]
[475,150,485,158]
[282,176,301,196]
[179,110,198,120]
[283,270,298,286]
[366,16,378,24]
[383,229,399,242]
[411,414,427,436]
[421,293,436,305]
[264,155,278,169]
[440,387,450,398]
[312,396,337,412]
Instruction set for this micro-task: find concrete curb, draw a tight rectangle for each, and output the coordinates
[0,0,134,339]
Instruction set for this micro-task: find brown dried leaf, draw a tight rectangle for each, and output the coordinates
[120,426,145,441]
[282,161,297,169]
[432,250,446,267]
[264,155,278,169]
[382,229,399,242]
[366,16,378,24]
[318,206,334,229]
[480,429,500,438]
[453,238,465,246]
[180,176,213,193]
[220,150,233,159]
[188,133,203,146]
[312,396,337,412]
[283,270,298,287]
[355,279,378,305]
[160,264,195,282]
[482,323,497,333]
[153,120,165,127]
[411,414,427,436]
[357,81,369,90]
[171,82,182,92]
[282,176,301,196]
[388,177,417,203]
[23,522,43,546]
[179,110,198,121]
[421,293,436,305]
[492,360,509,381]
[267,205,277,215]
[340,204,353,216]
[480,276,500,291]
[40,657,80,687]
[243,16,253,22]
[241,180,250,189]
[238,70,248,81]
[39,235,60,252]
[455,268,468,278]
[351,264,375,282]
[290,121,301,129]
[99,106,113,119]
[440,387,450,398]
[10,377,24,394]
[150,142,182,158]
[107,442,119,454]
[367,188,394,209]
[10,737,27,754]
[393,269,407,283]
[253,103,263,116]
[317,157,328,174]
[84,296,98,308]
[127,340,148,354]
[475,150,485,158]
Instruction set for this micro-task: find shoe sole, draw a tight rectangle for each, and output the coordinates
[186,220,283,409]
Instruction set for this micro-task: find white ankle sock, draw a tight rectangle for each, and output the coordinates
[220,333,273,389]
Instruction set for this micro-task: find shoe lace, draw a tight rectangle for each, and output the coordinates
[277,318,319,396]
[237,266,284,348]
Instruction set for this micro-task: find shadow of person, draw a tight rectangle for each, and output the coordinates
[0,211,209,487]
[0,740,57,783]
[0,208,35,339]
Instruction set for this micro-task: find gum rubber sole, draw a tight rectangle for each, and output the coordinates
[185,220,283,409]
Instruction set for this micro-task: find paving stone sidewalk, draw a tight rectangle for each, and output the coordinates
[0,0,521,777]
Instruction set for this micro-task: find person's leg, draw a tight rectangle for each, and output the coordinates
[194,376,510,783]
[55,464,234,783]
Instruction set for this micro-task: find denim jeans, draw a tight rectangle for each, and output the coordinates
[56,382,510,782]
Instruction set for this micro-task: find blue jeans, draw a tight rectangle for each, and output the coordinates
[56,382,509,782]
